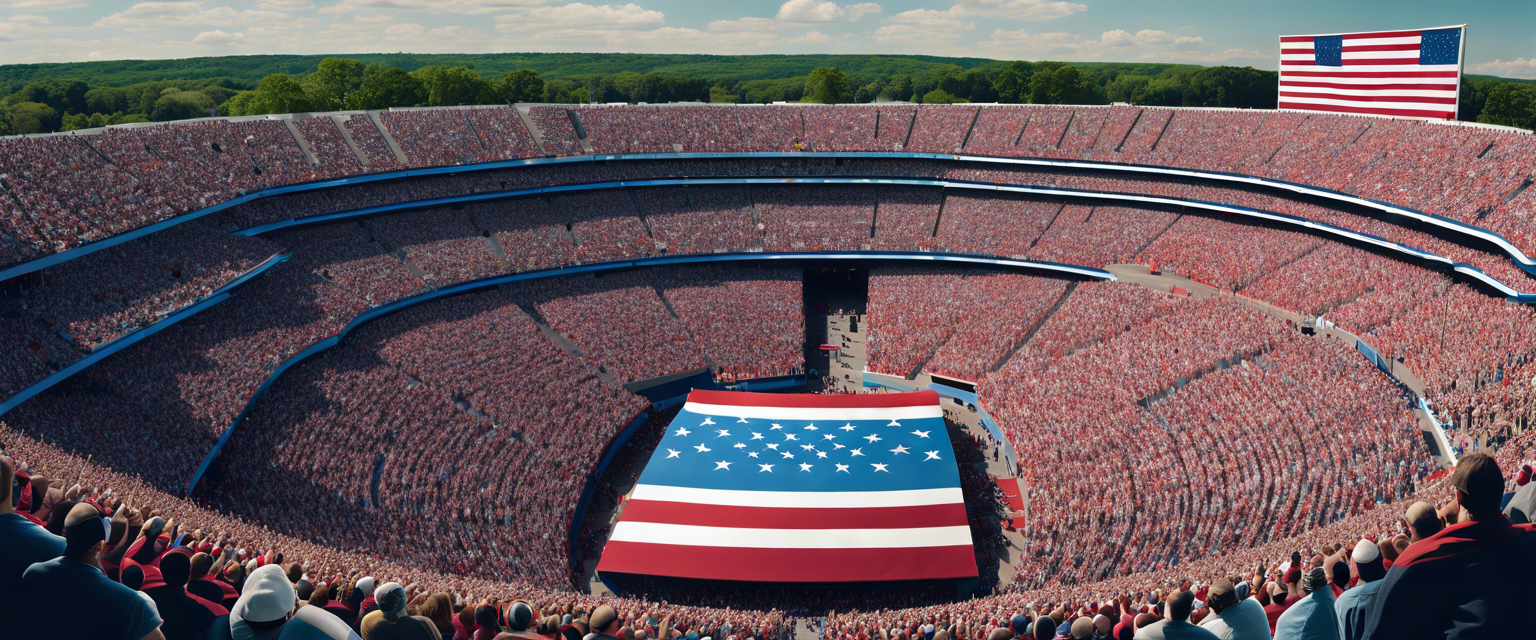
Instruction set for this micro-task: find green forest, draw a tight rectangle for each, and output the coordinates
[0,52,1531,136]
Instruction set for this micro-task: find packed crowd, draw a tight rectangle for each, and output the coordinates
[865,269,1068,381]
[7,105,1534,284]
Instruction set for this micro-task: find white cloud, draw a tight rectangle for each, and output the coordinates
[873,23,968,45]
[192,29,245,44]
[1473,58,1536,80]
[0,0,90,9]
[887,6,973,30]
[318,0,542,15]
[0,13,48,38]
[955,0,1085,21]
[776,0,881,23]
[973,26,1222,60]
[496,3,664,31]
[256,0,315,9]
[791,30,832,44]
[708,16,782,32]
[96,3,287,30]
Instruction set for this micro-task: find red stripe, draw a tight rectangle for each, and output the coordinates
[686,389,939,409]
[1278,101,1455,119]
[618,499,969,530]
[1280,80,1458,91]
[1280,70,1459,79]
[1280,48,1312,55]
[596,542,979,582]
[1343,43,1420,53]
[1342,29,1422,40]
[1279,91,1457,105]
[1342,57,1423,66]
[1281,29,1421,43]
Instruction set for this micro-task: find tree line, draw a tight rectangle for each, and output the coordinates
[0,54,1530,136]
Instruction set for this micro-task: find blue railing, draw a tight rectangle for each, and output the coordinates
[6,151,1534,283]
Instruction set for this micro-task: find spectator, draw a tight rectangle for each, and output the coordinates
[230,563,355,639]
[0,454,65,610]
[1199,579,1270,640]
[19,502,165,640]
[143,549,229,640]
[1362,453,1536,639]
[1334,540,1385,640]
[1135,591,1217,639]
[1273,567,1338,640]
[494,602,540,640]
[1401,502,1442,543]
[359,582,441,640]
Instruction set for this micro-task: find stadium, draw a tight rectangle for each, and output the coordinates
[2,13,1536,640]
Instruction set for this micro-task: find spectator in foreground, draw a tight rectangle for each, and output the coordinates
[230,563,357,640]
[495,601,541,640]
[1335,540,1385,640]
[1363,452,1536,639]
[1273,567,1338,640]
[1401,502,1442,542]
[19,502,165,640]
[1199,578,1270,640]
[359,582,441,640]
[1134,591,1217,640]
[0,455,65,615]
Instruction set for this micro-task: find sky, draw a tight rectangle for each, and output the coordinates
[0,0,1532,78]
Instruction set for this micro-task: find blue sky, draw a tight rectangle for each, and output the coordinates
[1,0,1532,78]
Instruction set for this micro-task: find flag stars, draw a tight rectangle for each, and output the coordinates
[799,463,813,472]
[737,417,749,423]
[890,445,910,455]
[799,444,815,451]
[871,463,889,472]
[886,419,902,427]
[835,464,850,473]
[747,451,760,458]
[733,442,747,449]
[665,449,681,459]
[674,428,691,437]
[766,443,780,451]
[924,451,942,461]
[840,424,856,431]
[783,433,798,441]
[804,424,817,430]
[864,434,882,443]
[770,423,783,430]
[833,443,846,450]
[816,451,828,459]
[780,451,795,459]
[758,463,774,473]
[911,430,931,439]
[694,443,711,453]
[716,429,731,438]
[850,448,864,457]
[700,417,716,426]
[714,461,732,470]
[823,434,837,441]
[751,432,764,440]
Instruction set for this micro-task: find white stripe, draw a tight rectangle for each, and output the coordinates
[1278,86,1458,99]
[1280,78,1458,88]
[631,484,964,508]
[1342,35,1421,47]
[683,402,941,421]
[1280,54,1316,62]
[1283,43,1313,51]
[1279,64,1459,72]
[1342,50,1422,60]
[609,521,974,548]
[1279,96,1453,112]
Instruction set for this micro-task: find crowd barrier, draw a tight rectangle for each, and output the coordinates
[229,174,1536,301]
[184,251,1113,493]
[7,149,1534,285]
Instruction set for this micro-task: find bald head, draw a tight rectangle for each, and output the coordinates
[63,502,106,558]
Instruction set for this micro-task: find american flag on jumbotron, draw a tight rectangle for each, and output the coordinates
[595,389,978,583]
[1279,25,1465,120]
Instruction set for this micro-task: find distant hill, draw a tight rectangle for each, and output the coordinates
[0,52,1199,88]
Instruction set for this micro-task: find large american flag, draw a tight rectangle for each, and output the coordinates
[1279,25,1465,120]
[595,390,978,583]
